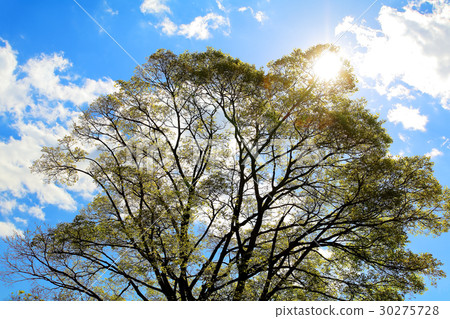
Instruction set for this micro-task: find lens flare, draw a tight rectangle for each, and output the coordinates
[313,52,342,81]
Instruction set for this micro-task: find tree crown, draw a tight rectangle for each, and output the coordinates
[2,44,449,301]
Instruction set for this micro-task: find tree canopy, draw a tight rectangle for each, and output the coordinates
[1,44,449,301]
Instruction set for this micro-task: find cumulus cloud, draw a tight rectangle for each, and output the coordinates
[154,11,229,39]
[0,39,32,116]
[21,53,115,108]
[0,221,23,238]
[0,121,77,211]
[142,0,232,40]
[178,13,230,40]
[18,204,45,221]
[0,197,16,216]
[0,38,115,228]
[387,104,428,131]
[1,39,115,121]
[425,148,444,158]
[335,1,450,108]
[387,84,413,100]
[140,0,171,15]
[158,17,178,36]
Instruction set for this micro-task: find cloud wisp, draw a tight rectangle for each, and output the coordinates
[238,6,268,24]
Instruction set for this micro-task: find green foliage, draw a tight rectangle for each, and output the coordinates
[9,290,42,301]
[1,44,449,301]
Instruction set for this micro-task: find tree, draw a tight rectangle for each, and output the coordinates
[9,290,44,301]
[1,45,449,301]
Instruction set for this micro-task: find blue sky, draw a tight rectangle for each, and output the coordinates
[0,0,449,301]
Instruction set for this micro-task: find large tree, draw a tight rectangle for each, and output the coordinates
[1,45,449,301]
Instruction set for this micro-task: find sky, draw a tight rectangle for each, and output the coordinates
[0,0,449,301]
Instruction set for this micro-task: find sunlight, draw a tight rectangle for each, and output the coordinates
[313,51,343,81]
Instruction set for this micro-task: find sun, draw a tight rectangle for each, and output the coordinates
[313,52,343,81]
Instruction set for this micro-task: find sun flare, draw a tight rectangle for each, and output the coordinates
[313,52,343,81]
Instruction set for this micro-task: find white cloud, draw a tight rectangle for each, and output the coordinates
[21,53,115,108]
[387,84,413,100]
[318,247,333,259]
[441,136,450,148]
[216,0,227,12]
[146,1,232,40]
[178,13,229,40]
[0,221,23,238]
[13,217,28,225]
[238,6,267,24]
[154,12,230,40]
[104,0,118,15]
[18,204,45,220]
[335,1,450,108]
[254,11,267,23]
[0,39,32,116]
[0,197,16,216]
[387,104,428,131]
[158,17,178,36]
[0,39,116,220]
[1,39,115,121]
[67,171,98,201]
[0,122,77,211]
[106,7,118,15]
[425,148,444,158]
[29,206,45,220]
[398,133,408,142]
[140,0,171,15]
